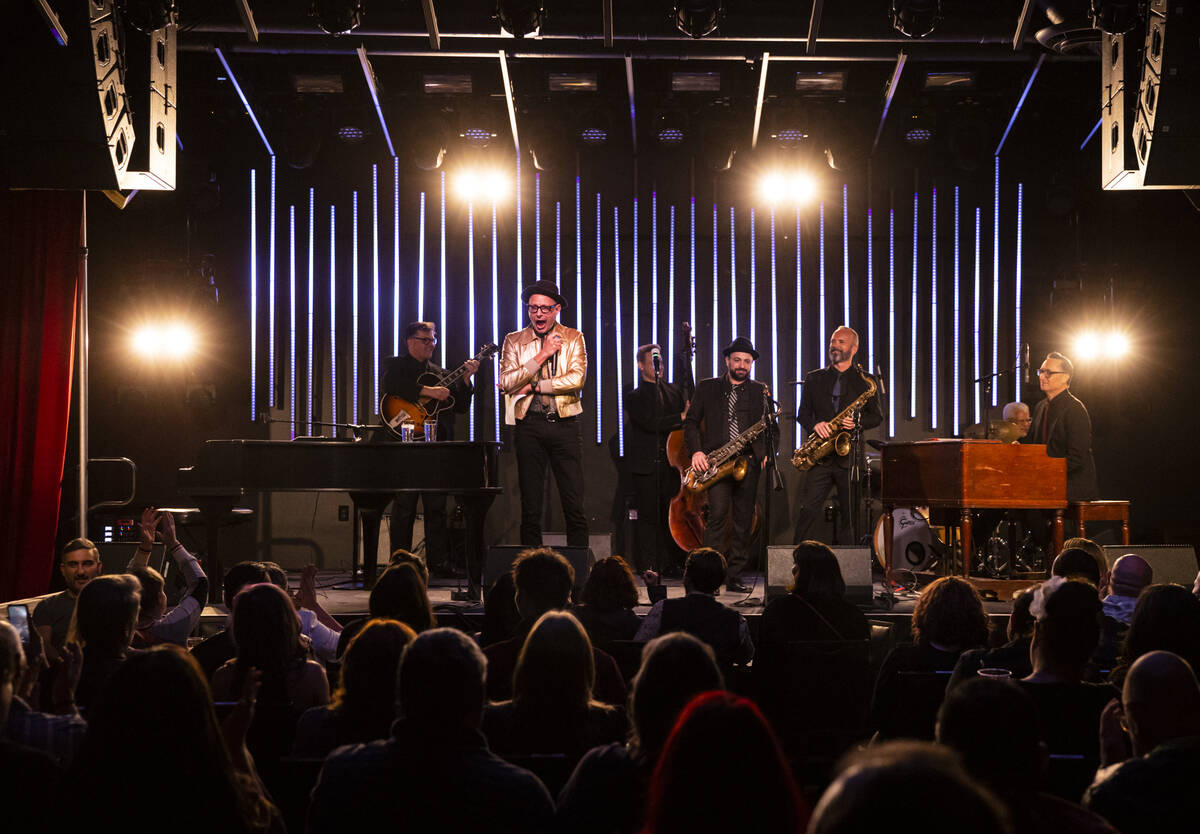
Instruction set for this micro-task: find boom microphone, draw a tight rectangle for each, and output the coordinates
[652,349,662,376]
[876,365,886,397]
[1023,343,1030,384]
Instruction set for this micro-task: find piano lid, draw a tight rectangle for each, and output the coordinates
[881,439,1065,509]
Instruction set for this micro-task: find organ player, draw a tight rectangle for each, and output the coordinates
[1022,351,1098,502]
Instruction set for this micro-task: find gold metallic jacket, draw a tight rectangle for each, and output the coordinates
[498,322,587,424]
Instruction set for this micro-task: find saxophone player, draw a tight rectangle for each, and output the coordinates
[683,337,770,594]
[793,326,883,545]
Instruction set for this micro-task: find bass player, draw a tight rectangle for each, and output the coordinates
[682,337,770,594]
[793,326,882,546]
[380,321,478,563]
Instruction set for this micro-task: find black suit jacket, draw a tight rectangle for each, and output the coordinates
[381,354,473,440]
[683,374,770,459]
[796,365,883,469]
[1022,390,1098,501]
[624,379,687,475]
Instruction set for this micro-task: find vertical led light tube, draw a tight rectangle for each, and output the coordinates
[931,188,938,430]
[953,187,961,436]
[307,188,315,436]
[795,209,803,401]
[770,208,779,397]
[556,202,562,287]
[991,158,1000,406]
[668,204,676,381]
[888,207,895,437]
[730,207,737,339]
[614,206,624,456]
[417,192,425,320]
[249,169,257,421]
[329,205,337,431]
[595,192,602,443]
[712,203,719,379]
[467,203,476,441]
[372,165,380,413]
[393,157,399,357]
[689,196,696,383]
[269,157,276,413]
[842,183,850,326]
[535,172,541,280]
[352,191,359,426]
[439,171,446,367]
[492,202,500,441]
[1015,184,1024,398]
[974,207,982,425]
[652,191,658,345]
[632,197,639,381]
[575,176,582,330]
[749,207,757,345]
[867,208,874,372]
[289,205,296,439]
[819,201,826,362]
[910,191,918,420]
[516,156,523,330]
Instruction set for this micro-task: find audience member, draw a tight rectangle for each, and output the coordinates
[190,560,271,680]
[32,537,103,662]
[2,620,86,765]
[640,691,807,834]
[1109,583,1200,688]
[634,547,754,667]
[557,632,724,834]
[293,618,416,759]
[212,582,329,761]
[69,573,142,712]
[1019,577,1116,799]
[387,547,430,584]
[1084,651,1200,834]
[0,620,62,828]
[870,575,989,739]
[336,561,435,656]
[261,561,343,664]
[483,611,626,764]
[1052,545,1105,589]
[937,676,1118,834]
[1093,553,1153,675]
[808,741,1010,834]
[308,628,555,833]
[61,645,280,833]
[128,509,208,647]
[485,547,626,705]
[481,571,521,647]
[949,584,1038,688]
[1061,537,1110,590]
[573,556,643,645]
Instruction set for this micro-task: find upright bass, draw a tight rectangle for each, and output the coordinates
[665,324,706,550]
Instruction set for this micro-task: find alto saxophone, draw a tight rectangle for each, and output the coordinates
[682,407,781,494]
[791,365,877,471]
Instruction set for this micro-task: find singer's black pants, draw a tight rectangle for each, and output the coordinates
[794,463,854,546]
[515,413,589,547]
[702,458,760,585]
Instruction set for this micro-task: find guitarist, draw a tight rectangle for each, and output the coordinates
[682,337,770,594]
[381,321,478,564]
[625,343,688,576]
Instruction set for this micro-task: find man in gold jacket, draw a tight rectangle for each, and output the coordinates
[498,279,589,547]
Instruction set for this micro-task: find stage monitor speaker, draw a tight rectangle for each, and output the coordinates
[767,545,873,606]
[1132,0,1200,187]
[483,545,595,599]
[1101,545,1198,589]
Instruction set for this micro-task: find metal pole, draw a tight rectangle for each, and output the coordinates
[78,191,89,540]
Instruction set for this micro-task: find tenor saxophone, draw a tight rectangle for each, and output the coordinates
[791,365,877,471]
[682,407,780,494]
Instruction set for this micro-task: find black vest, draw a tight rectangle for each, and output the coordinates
[659,594,742,667]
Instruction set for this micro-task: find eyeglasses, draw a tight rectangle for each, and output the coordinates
[409,336,437,345]
[1036,369,1067,377]
[527,304,559,315]
[62,559,97,569]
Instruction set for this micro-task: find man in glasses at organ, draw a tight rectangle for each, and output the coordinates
[498,280,589,548]
[1022,351,1098,502]
[381,321,478,564]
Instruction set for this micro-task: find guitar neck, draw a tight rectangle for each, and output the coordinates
[435,348,490,389]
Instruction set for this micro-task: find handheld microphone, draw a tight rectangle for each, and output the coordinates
[876,365,886,396]
[652,349,662,376]
[1023,343,1030,384]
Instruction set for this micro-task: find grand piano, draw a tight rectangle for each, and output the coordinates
[881,439,1065,595]
[179,439,502,600]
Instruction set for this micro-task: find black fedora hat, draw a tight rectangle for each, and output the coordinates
[722,336,759,360]
[521,279,567,309]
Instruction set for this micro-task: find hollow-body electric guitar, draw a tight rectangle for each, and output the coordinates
[379,343,499,437]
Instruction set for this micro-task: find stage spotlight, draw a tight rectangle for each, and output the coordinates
[132,326,160,358]
[791,172,818,203]
[164,323,197,359]
[675,1,724,39]
[311,0,364,35]
[654,111,687,147]
[460,127,498,148]
[131,322,198,361]
[482,169,510,202]
[903,111,935,146]
[336,125,366,144]
[759,170,817,205]
[759,173,787,204]
[453,168,509,203]
[891,0,941,38]
[1105,331,1130,358]
[118,0,177,33]
[496,0,545,38]
[1074,332,1102,360]
[580,127,608,146]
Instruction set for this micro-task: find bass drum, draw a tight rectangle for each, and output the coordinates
[873,508,940,572]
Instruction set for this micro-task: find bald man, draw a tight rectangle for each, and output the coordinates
[1094,553,1154,680]
[1085,651,1200,834]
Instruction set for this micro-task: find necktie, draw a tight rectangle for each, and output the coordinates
[727,383,739,442]
[832,372,843,413]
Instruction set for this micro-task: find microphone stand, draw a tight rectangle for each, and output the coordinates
[652,362,664,575]
[259,412,382,441]
[737,389,782,608]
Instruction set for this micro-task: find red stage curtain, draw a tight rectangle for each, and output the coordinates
[0,191,83,601]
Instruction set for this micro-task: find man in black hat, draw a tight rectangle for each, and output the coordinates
[498,280,589,547]
[794,326,882,545]
[682,337,771,593]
